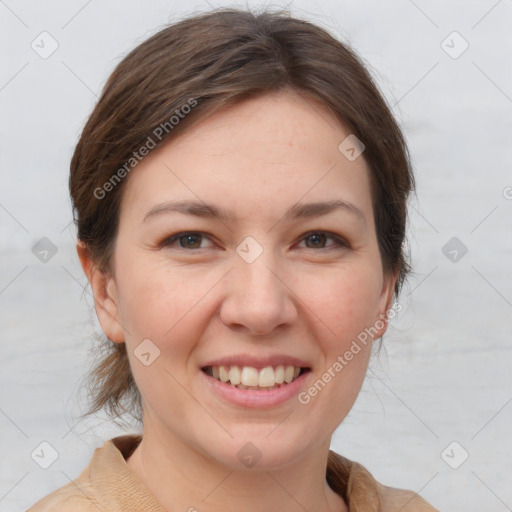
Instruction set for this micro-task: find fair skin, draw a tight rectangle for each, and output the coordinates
[78,90,396,512]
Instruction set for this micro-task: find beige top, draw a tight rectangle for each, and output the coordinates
[28,435,438,511]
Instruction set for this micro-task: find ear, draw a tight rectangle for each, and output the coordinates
[76,240,125,343]
[373,270,399,339]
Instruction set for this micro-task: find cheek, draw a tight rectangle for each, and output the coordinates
[298,264,383,343]
[297,269,380,418]
[115,253,206,344]
[114,254,231,387]
[115,260,211,403]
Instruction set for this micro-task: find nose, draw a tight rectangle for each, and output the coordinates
[219,250,298,336]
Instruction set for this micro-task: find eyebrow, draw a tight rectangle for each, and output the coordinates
[142,199,366,226]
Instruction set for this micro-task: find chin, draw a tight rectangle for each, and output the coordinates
[202,425,318,472]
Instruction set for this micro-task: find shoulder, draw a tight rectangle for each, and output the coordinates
[27,490,102,512]
[327,451,439,511]
[376,479,439,511]
[27,434,165,512]
[27,435,137,511]
[351,459,439,512]
[27,475,100,512]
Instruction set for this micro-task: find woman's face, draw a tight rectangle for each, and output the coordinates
[88,91,396,470]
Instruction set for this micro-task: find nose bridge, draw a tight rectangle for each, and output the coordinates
[220,237,297,334]
[238,251,279,300]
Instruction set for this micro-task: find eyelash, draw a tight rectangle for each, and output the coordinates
[159,231,349,251]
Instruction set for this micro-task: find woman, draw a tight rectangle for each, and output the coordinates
[29,8,438,511]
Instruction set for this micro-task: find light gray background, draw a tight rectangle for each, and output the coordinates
[1,1,511,511]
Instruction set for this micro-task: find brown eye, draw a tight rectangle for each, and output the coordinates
[299,231,348,250]
[160,232,213,249]
[179,233,202,248]
[305,233,327,248]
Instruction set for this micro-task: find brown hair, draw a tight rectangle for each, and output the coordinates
[70,8,414,422]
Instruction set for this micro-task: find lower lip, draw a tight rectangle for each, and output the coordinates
[201,370,309,408]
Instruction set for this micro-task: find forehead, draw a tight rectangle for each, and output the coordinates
[119,91,373,225]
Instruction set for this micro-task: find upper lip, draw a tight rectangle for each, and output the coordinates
[201,354,312,370]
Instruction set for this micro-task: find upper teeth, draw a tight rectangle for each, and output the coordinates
[210,365,301,387]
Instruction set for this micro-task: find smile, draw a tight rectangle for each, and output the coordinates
[202,365,309,390]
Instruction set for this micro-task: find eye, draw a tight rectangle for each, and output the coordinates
[297,231,349,250]
[160,231,214,250]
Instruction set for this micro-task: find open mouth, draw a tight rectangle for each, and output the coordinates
[202,365,310,391]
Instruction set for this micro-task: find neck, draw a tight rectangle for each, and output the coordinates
[126,416,347,512]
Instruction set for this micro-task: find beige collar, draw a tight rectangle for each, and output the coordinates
[87,434,424,511]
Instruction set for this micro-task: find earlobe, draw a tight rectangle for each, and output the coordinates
[76,241,125,344]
